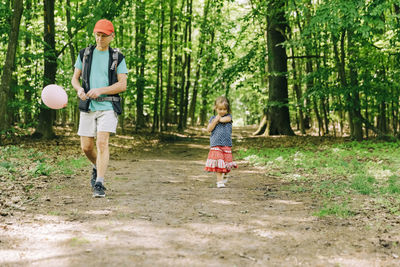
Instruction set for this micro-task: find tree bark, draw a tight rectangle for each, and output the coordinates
[188,0,210,126]
[290,46,305,134]
[0,0,23,132]
[347,30,363,140]
[153,0,165,133]
[163,0,175,130]
[136,0,147,130]
[260,0,294,136]
[35,0,56,139]
[178,0,189,132]
[200,29,215,126]
[183,0,192,128]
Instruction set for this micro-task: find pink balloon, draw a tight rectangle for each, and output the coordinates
[41,84,68,109]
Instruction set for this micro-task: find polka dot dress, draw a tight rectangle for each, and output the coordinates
[205,114,237,173]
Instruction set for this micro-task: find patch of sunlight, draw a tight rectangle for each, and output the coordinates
[368,168,393,180]
[85,209,112,215]
[251,215,314,227]
[290,174,302,180]
[0,222,77,264]
[271,199,303,205]
[109,143,132,149]
[115,135,135,140]
[253,229,286,239]
[244,155,259,161]
[192,174,209,180]
[211,199,237,205]
[327,256,385,266]
[0,250,23,262]
[186,222,245,236]
[331,148,343,153]
[293,151,304,162]
[66,236,90,247]
[238,169,265,174]
[34,214,63,222]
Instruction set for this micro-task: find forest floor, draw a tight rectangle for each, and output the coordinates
[1,126,400,266]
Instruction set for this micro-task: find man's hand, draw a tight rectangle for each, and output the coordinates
[77,87,88,100]
[86,88,102,99]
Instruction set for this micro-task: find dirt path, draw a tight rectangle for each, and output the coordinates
[1,137,399,266]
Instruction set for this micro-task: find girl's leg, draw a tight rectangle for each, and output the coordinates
[216,172,223,182]
[216,172,225,188]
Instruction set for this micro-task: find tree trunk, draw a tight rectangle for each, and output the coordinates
[333,31,353,137]
[136,0,146,130]
[313,98,323,136]
[35,0,56,139]
[173,1,185,125]
[23,0,33,125]
[153,0,164,133]
[347,31,363,140]
[183,0,192,128]
[188,0,210,126]
[290,46,305,134]
[178,0,189,132]
[261,0,294,136]
[163,0,175,130]
[200,29,215,126]
[0,0,23,132]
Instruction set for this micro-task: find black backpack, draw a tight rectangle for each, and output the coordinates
[78,45,125,115]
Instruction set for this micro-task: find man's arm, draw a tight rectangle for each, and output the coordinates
[71,68,87,100]
[86,73,127,99]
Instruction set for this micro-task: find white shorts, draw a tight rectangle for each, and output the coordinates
[78,110,118,137]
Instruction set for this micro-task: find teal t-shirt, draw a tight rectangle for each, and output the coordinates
[74,48,128,111]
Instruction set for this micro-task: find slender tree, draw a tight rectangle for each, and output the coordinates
[163,0,175,130]
[135,0,147,130]
[0,0,24,132]
[188,0,210,126]
[35,0,56,138]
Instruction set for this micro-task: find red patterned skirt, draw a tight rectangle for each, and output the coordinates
[205,146,238,173]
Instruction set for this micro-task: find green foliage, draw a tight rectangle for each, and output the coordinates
[2,0,400,135]
[239,140,400,217]
[314,202,355,218]
[0,145,88,180]
[58,157,87,176]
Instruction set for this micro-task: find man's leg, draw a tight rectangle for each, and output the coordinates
[96,131,110,180]
[81,136,97,164]
[92,132,109,197]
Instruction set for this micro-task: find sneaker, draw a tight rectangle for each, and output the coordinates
[91,168,97,189]
[93,182,106,198]
[216,181,226,188]
[222,173,229,184]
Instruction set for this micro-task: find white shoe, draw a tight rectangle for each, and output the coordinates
[216,181,226,188]
[222,174,229,184]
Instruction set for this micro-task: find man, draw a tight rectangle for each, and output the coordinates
[71,19,128,197]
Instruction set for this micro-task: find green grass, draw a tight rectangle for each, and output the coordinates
[58,157,87,175]
[314,202,355,218]
[0,146,88,186]
[238,140,400,218]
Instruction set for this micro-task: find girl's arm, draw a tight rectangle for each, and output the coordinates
[207,115,221,132]
[219,114,232,123]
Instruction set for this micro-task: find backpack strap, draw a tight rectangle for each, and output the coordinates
[110,48,119,71]
[81,45,94,93]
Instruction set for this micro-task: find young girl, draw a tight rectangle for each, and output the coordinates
[205,96,237,188]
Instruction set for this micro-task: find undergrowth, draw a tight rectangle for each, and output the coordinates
[238,140,400,218]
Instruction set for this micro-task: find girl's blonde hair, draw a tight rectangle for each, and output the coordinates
[214,96,231,114]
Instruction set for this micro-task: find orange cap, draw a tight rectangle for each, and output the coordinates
[93,19,114,35]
